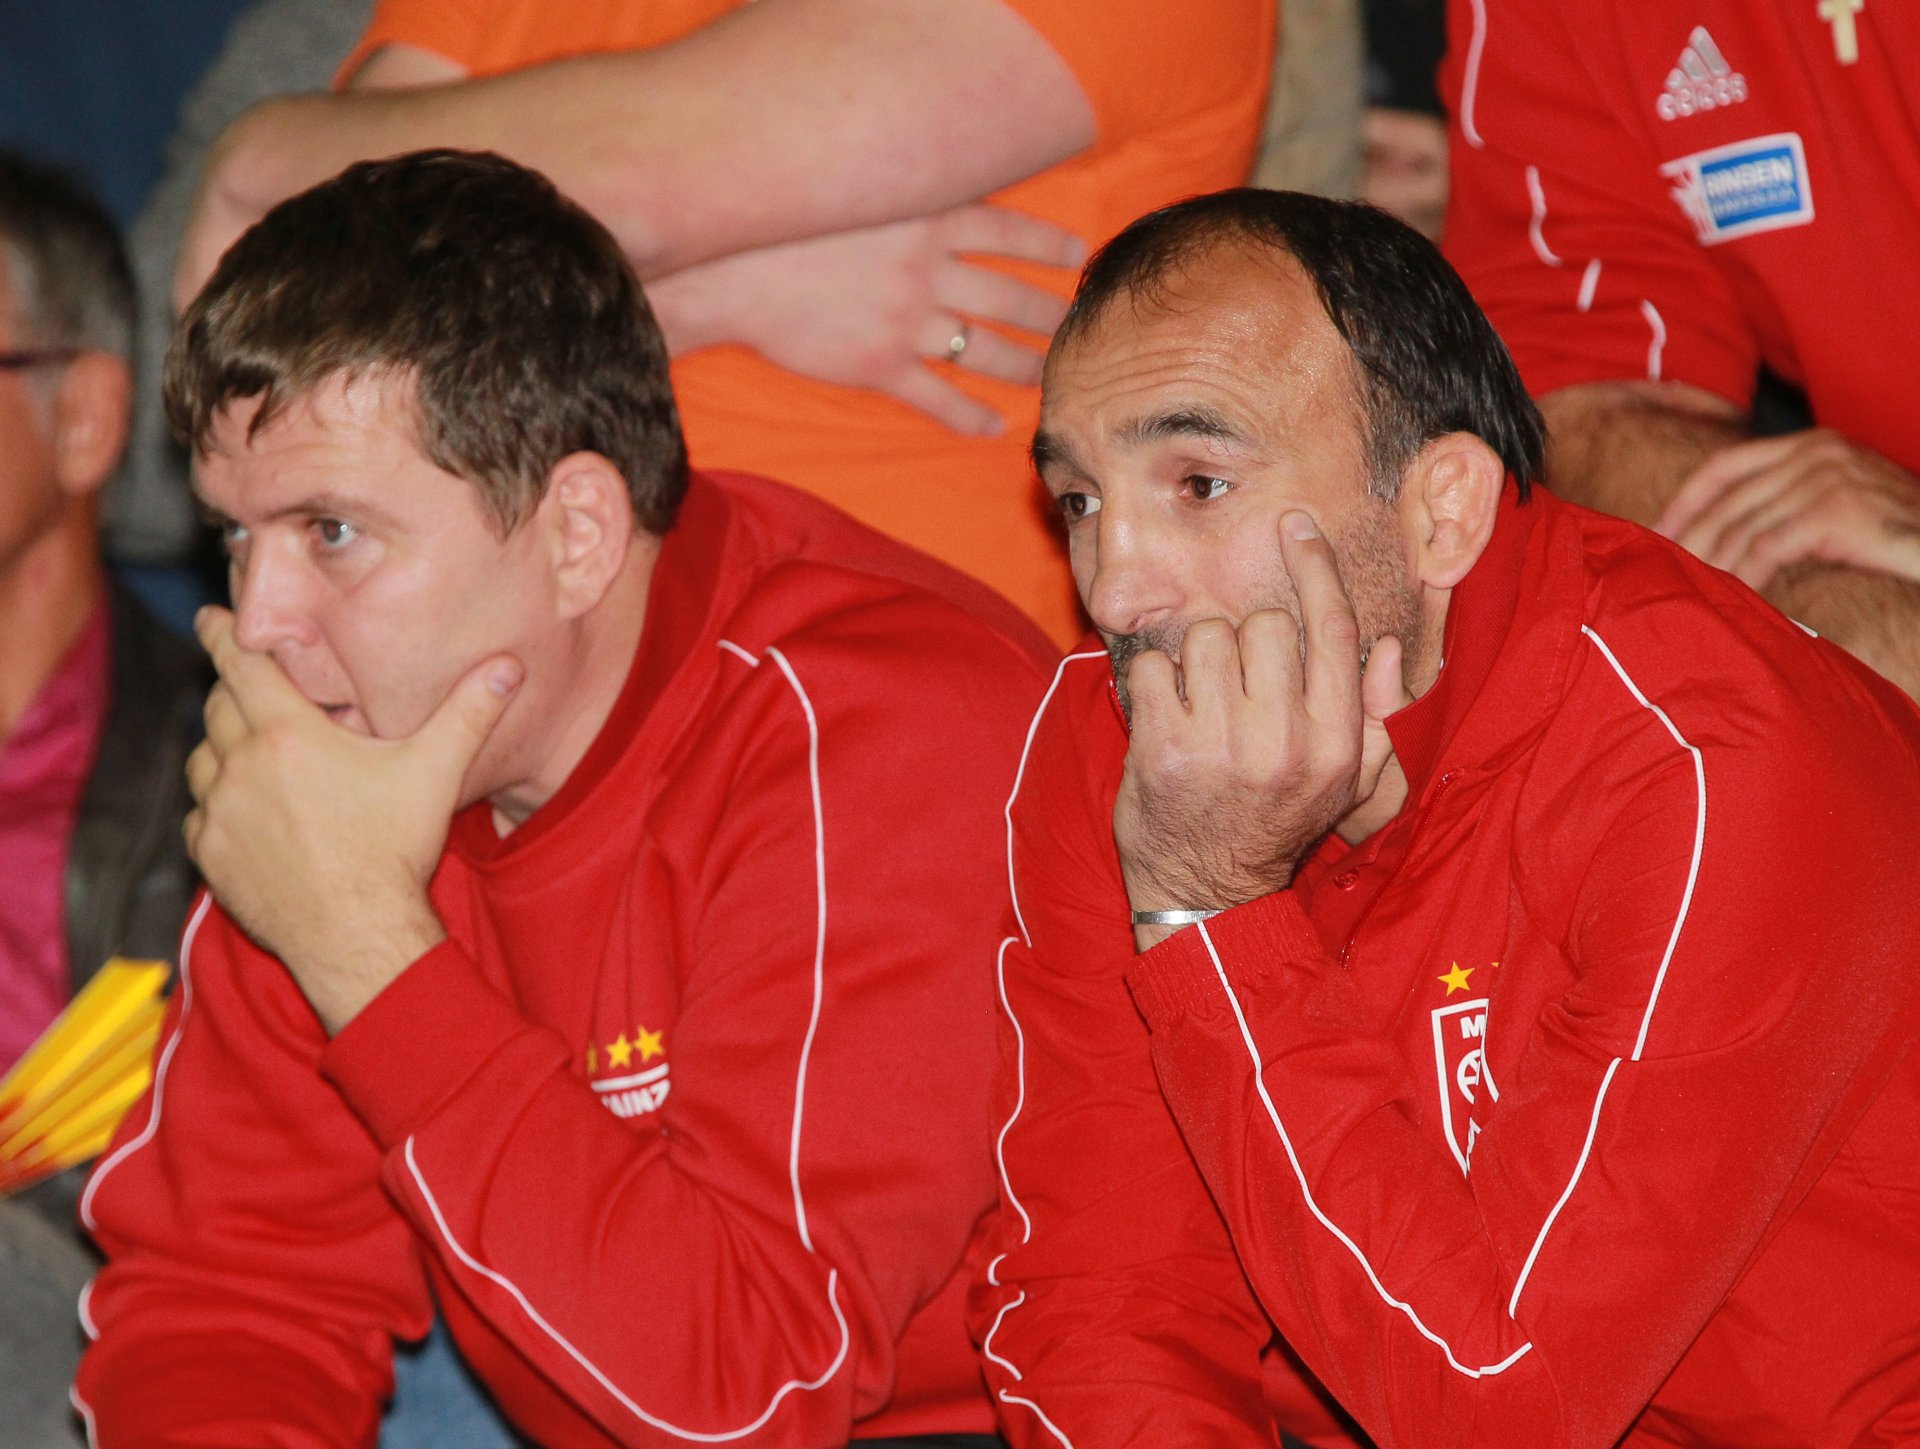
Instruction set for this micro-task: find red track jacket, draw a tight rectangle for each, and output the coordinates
[974,489,1920,1448]
[77,471,1055,1447]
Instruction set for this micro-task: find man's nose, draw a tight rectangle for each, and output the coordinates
[230,543,318,655]
[1083,511,1180,641]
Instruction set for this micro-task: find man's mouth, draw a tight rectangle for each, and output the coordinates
[320,703,371,735]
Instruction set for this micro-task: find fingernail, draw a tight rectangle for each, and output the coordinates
[193,606,210,630]
[487,661,524,697]
[1284,512,1319,540]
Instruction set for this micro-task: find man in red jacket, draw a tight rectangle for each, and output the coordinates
[75,149,1055,1448]
[972,188,1920,1447]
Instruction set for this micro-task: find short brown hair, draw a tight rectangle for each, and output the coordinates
[165,149,689,534]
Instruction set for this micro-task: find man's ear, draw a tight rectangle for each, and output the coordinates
[1397,432,1505,591]
[537,452,640,620]
[51,352,132,500]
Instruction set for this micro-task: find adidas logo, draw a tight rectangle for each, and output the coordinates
[1657,27,1749,120]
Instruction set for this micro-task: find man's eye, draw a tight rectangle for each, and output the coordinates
[312,517,359,549]
[1059,491,1102,523]
[1185,475,1232,502]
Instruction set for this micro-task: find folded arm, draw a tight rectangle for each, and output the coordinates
[179,0,1095,299]
[1542,384,1920,699]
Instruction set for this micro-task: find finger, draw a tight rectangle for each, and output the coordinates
[922,317,1047,386]
[1659,431,1815,536]
[1355,635,1410,800]
[887,365,1003,437]
[1360,635,1413,726]
[202,682,247,758]
[1279,512,1362,735]
[193,606,313,727]
[937,260,1070,337]
[185,739,219,806]
[408,653,524,780]
[1668,460,1803,565]
[1732,486,1920,588]
[1177,618,1239,724]
[1123,648,1182,734]
[1702,474,1829,586]
[945,203,1086,270]
[1237,608,1303,707]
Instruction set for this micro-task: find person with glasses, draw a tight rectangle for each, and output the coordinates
[0,150,207,1449]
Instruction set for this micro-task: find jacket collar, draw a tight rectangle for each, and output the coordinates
[1384,483,1541,803]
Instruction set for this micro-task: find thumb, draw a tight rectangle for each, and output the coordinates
[411,655,524,777]
[1355,636,1411,794]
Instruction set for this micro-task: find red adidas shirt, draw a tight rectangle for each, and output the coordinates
[973,490,1920,1447]
[1441,1,1920,473]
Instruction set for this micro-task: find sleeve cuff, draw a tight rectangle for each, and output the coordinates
[320,940,536,1147]
[1125,891,1329,1030]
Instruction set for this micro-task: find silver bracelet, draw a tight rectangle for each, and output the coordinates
[1131,908,1225,927]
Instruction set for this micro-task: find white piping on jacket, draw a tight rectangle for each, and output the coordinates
[1506,627,1706,1315]
[1641,300,1668,379]
[78,893,215,1235]
[402,637,849,1440]
[1199,921,1535,1379]
[985,650,1106,1447]
[1007,652,1109,950]
[1577,259,1602,312]
[405,1139,851,1443]
[1459,0,1489,147]
[1525,166,1564,267]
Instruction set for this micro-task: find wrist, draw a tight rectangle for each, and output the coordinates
[288,892,446,1037]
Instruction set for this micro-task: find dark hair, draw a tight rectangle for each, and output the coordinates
[0,149,134,360]
[1056,188,1544,499]
[166,149,689,534]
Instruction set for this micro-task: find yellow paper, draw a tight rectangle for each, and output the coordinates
[0,959,169,1196]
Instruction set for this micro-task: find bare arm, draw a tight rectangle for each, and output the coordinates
[1542,381,1920,699]
[1536,380,1746,527]
[181,0,1094,296]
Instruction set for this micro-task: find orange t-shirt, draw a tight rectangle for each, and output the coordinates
[342,0,1274,644]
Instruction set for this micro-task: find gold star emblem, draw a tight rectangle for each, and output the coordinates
[637,1026,665,1063]
[1438,961,1475,995]
[605,1033,634,1069]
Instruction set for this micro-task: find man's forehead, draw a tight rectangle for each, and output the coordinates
[1039,245,1355,447]
[192,370,447,524]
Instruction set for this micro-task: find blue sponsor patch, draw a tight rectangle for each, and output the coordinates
[1660,132,1815,246]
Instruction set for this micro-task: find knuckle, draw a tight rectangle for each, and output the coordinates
[1186,617,1233,648]
[1318,609,1360,651]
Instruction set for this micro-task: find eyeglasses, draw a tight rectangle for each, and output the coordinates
[0,348,81,371]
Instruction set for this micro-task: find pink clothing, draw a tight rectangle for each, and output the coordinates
[0,595,110,1073]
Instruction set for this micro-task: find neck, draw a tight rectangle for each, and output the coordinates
[0,510,102,736]
[487,536,658,832]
